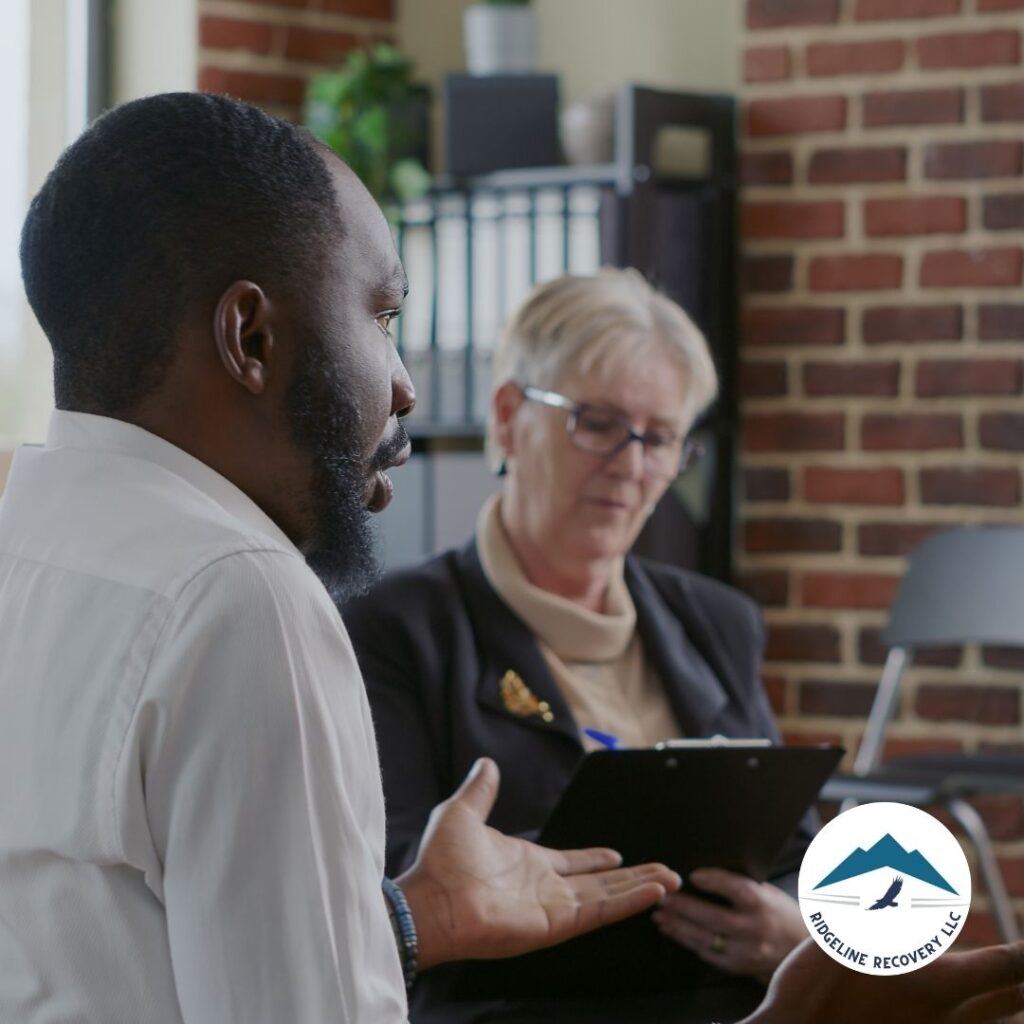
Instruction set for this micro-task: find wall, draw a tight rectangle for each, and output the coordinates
[399,0,740,171]
[113,0,198,104]
[197,0,397,124]
[739,0,1024,941]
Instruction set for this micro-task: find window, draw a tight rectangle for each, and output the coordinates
[0,0,103,447]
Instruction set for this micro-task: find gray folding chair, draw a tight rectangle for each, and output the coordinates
[821,526,1024,942]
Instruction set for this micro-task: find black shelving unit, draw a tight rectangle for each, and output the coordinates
[381,84,738,582]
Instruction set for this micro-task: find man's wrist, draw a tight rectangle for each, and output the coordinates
[382,877,418,991]
[392,867,453,971]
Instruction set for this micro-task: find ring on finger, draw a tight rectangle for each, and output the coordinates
[709,933,727,954]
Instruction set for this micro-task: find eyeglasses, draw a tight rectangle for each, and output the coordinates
[521,385,704,480]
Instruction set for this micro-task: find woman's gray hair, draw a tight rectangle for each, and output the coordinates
[486,267,719,469]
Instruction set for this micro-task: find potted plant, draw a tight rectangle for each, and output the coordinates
[303,43,432,205]
[464,0,536,75]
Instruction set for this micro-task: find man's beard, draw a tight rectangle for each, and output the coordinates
[287,334,408,605]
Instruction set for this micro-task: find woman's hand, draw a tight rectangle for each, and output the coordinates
[651,867,806,983]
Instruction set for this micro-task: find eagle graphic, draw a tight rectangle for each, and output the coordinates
[867,875,903,910]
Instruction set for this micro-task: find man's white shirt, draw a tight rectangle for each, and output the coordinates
[0,411,407,1023]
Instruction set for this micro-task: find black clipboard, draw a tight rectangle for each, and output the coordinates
[539,743,842,881]
[458,743,843,1000]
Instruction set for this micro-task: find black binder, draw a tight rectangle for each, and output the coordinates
[459,743,843,999]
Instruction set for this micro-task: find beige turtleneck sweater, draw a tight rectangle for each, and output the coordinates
[475,495,683,751]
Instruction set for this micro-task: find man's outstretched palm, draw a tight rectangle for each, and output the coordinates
[397,757,680,969]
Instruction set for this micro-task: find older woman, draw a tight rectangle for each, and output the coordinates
[343,269,811,1023]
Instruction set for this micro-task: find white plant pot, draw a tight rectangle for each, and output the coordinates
[464,5,537,75]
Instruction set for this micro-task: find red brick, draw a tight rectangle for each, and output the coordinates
[744,517,842,553]
[857,522,941,557]
[983,646,1024,670]
[924,140,1023,180]
[979,304,1024,340]
[920,248,1023,288]
[799,680,877,718]
[320,0,394,17]
[285,26,358,63]
[738,570,790,607]
[808,145,906,184]
[881,737,964,760]
[918,31,1020,69]
[862,413,963,450]
[803,572,900,609]
[809,254,903,291]
[979,0,1024,8]
[199,67,307,105]
[742,255,794,293]
[747,95,847,137]
[981,81,1024,123]
[980,412,1024,451]
[805,467,905,505]
[200,16,275,53]
[916,684,1020,725]
[917,359,1022,397]
[864,196,965,237]
[741,151,794,186]
[783,729,845,748]
[743,200,844,239]
[984,194,1024,231]
[740,361,788,398]
[239,0,308,8]
[862,305,962,344]
[859,627,962,667]
[806,39,904,76]
[803,360,900,397]
[765,623,841,663]
[745,45,792,82]
[743,307,845,346]
[747,0,840,28]
[855,0,959,16]
[762,674,788,715]
[744,467,791,502]
[1000,858,1024,902]
[744,412,845,452]
[863,88,963,128]
[920,467,1022,506]
[974,795,1024,842]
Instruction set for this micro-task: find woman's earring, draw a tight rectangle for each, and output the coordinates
[496,459,508,478]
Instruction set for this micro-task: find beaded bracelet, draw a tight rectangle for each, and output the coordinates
[381,877,418,992]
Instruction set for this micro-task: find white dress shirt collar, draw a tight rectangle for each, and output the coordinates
[45,409,298,554]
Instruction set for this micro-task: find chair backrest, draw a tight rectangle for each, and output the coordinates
[853,526,1024,775]
[885,526,1024,648]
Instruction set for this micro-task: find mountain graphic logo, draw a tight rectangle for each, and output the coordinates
[814,833,957,895]
[798,804,971,977]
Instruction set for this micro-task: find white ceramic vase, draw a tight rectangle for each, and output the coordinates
[463,5,537,75]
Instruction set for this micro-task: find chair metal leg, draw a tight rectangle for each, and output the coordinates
[947,797,1020,943]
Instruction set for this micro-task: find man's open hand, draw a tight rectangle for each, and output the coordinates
[742,937,1024,1024]
[396,757,681,969]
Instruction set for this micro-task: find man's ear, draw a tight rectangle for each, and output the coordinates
[213,281,274,396]
[492,380,524,460]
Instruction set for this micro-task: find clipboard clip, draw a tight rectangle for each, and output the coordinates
[655,734,772,750]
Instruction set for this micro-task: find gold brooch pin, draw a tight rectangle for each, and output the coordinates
[499,670,554,723]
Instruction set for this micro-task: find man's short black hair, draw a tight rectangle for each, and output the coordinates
[20,92,341,414]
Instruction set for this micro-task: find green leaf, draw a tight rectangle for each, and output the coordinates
[353,107,390,154]
[390,158,432,202]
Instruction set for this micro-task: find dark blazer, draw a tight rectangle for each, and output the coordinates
[344,541,815,1022]
[344,539,805,881]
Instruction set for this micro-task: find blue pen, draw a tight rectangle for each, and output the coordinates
[583,727,622,750]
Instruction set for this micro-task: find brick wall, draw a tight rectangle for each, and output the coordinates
[197,0,396,122]
[741,0,1024,941]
